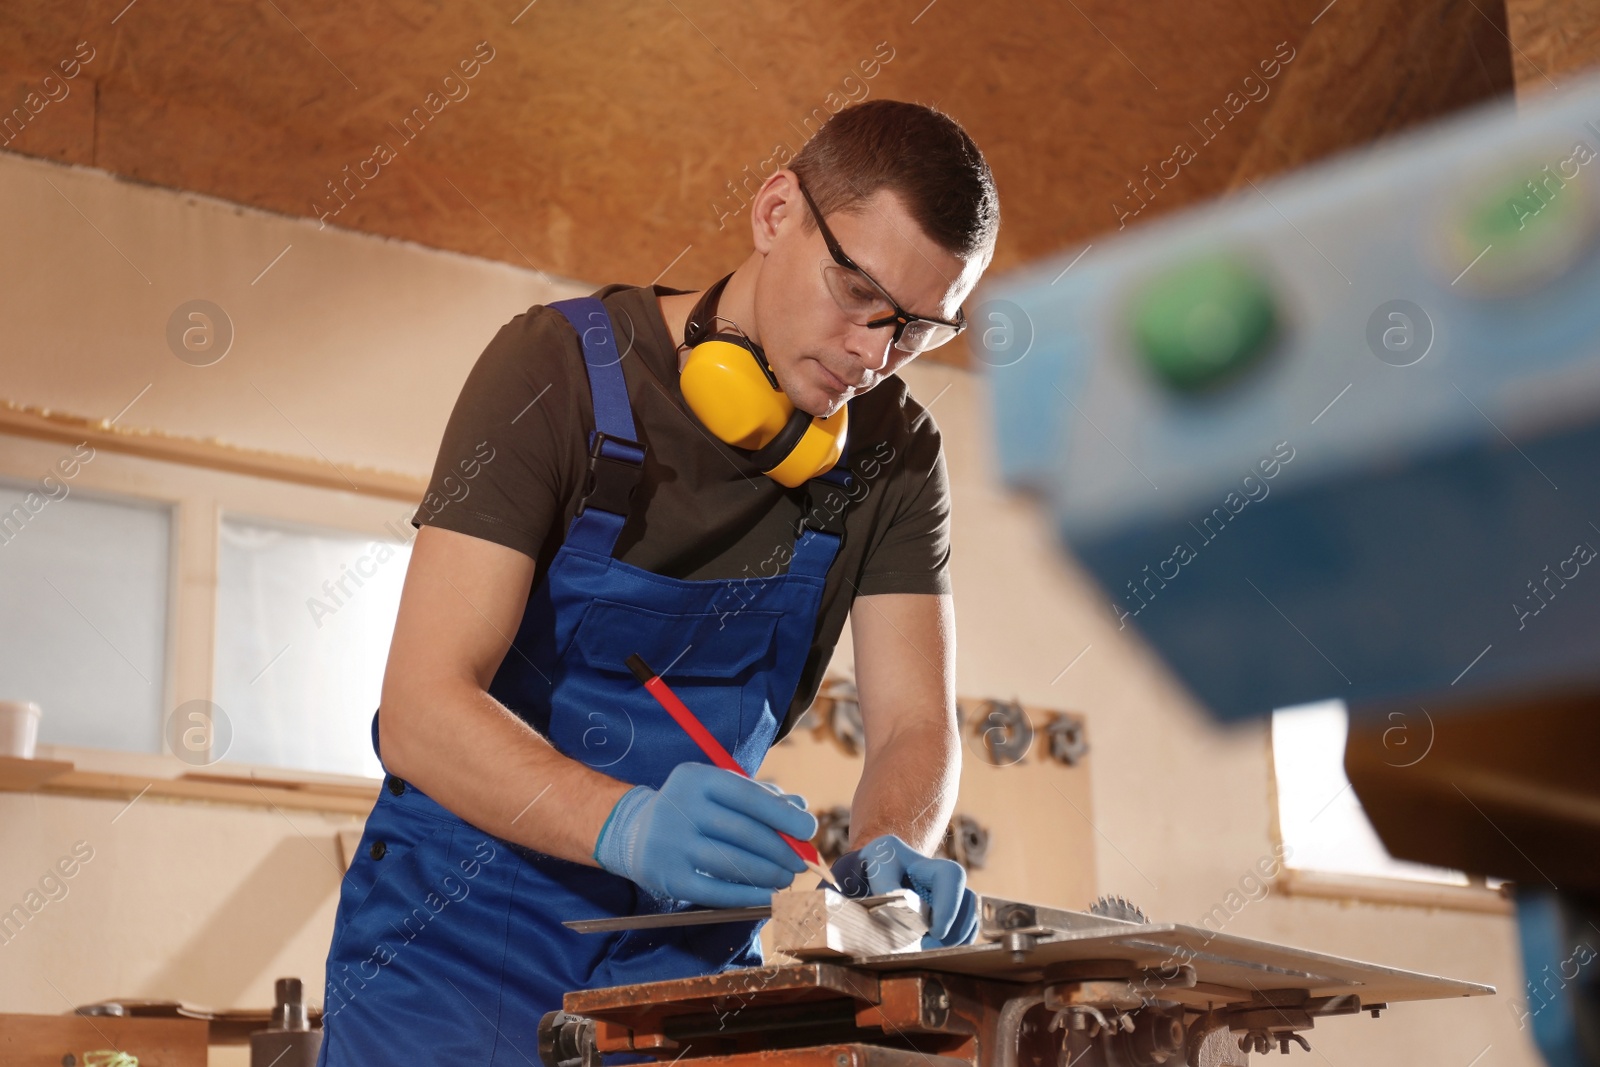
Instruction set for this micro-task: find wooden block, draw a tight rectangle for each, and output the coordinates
[0,1013,208,1067]
[770,889,928,959]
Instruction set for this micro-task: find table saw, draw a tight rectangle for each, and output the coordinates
[538,893,1492,1067]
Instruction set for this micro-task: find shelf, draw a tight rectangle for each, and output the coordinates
[0,754,74,790]
[0,753,377,815]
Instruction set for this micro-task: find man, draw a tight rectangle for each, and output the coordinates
[318,99,1001,1065]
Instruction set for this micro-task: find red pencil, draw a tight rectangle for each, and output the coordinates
[626,652,836,889]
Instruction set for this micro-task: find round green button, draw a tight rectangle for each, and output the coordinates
[1444,162,1596,297]
[1130,255,1278,391]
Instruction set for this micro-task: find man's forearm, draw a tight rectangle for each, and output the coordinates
[380,679,631,867]
[848,719,960,855]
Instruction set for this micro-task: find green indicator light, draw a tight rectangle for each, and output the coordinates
[1445,162,1596,297]
[1130,255,1279,391]
[1464,172,1578,249]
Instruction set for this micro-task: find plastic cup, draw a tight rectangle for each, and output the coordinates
[0,701,42,759]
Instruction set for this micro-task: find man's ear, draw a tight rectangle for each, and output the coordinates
[749,170,800,256]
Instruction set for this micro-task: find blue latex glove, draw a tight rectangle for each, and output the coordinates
[831,833,979,949]
[594,762,819,908]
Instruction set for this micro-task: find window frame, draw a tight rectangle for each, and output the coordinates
[1266,709,1511,915]
[0,425,421,793]
[212,507,416,777]
[0,467,179,754]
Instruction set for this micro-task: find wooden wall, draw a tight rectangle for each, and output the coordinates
[0,0,1526,366]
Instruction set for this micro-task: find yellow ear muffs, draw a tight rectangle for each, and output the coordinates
[680,336,848,488]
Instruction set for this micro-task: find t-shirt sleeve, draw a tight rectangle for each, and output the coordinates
[410,308,583,561]
[854,408,953,597]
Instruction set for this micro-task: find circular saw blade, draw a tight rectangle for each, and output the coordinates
[1088,894,1148,924]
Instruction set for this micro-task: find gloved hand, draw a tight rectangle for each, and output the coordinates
[831,833,979,949]
[594,762,818,908]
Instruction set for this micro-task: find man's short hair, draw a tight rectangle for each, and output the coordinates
[790,100,1000,262]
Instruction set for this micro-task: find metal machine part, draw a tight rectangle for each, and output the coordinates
[939,814,991,872]
[980,896,1140,943]
[977,699,1034,765]
[538,1009,601,1067]
[979,897,1135,964]
[541,896,1490,1067]
[1046,714,1089,766]
[248,978,321,1067]
[815,805,854,866]
[1089,896,1149,924]
[271,977,311,1031]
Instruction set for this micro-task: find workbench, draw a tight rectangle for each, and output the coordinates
[541,895,1492,1067]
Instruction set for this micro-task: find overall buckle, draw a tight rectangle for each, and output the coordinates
[579,431,645,516]
[801,472,853,539]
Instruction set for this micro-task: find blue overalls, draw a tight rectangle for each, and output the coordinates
[318,297,853,1066]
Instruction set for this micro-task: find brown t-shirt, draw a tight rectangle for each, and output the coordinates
[412,283,951,736]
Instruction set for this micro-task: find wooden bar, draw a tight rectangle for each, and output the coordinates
[0,755,377,815]
[0,401,426,503]
[770,889,927,960]
[0,1014,208,1067]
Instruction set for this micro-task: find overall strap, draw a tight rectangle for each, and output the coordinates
[788,412,855,580]
[549,297,644,557]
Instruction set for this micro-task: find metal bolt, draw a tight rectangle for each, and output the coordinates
[1003,930,1036,961]
[836,1055,850,1067]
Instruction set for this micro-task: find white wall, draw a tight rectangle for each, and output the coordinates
[0,149,1539,1067]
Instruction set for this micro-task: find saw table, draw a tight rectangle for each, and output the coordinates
[539,895,1492,1067]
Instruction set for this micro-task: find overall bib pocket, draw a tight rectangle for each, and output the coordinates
[552,599,784,780]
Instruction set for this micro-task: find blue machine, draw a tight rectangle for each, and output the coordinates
[989,73,1600,721]
[986,74,1600,1067]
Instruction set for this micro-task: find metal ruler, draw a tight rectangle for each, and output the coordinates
[564,893,912,934]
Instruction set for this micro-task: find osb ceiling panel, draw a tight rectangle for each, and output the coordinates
[2,0,1513,364]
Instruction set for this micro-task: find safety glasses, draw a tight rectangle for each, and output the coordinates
[795,178,967,355]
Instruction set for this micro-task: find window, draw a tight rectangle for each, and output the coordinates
[0,479,171,753]
[1271,700,1471,885]
[213,515,412,778]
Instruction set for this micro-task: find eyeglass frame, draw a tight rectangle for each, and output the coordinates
[794,177,967,353]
